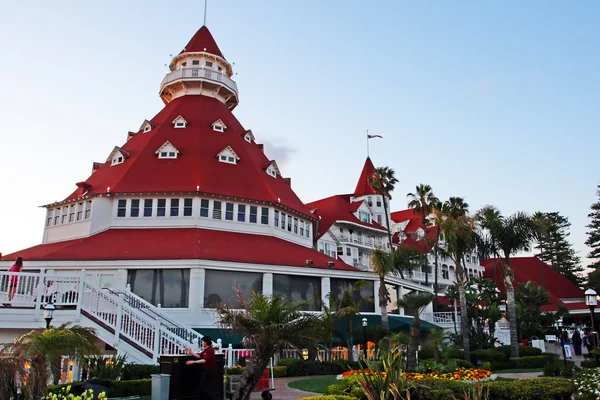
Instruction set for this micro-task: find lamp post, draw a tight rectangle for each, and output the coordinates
[44,302,55,330]
[585,288,598,366]
[362,317,368,359]
[557,318,567,366]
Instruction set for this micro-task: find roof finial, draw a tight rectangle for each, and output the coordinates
[203,0,208,26]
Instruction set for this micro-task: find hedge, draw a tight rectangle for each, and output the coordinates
[496,345,542,358]
[278,359,359,377]
[48,379,152,397]
[581,359,597,368]
[471,349,507,364]
[511,355,555,369]
[412,377,573,400]
[121,364,159,380]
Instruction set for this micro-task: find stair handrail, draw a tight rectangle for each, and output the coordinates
[109,286,202,345]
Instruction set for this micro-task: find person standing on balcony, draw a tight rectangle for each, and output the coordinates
[185,336,216,399]
[5,257,23,305]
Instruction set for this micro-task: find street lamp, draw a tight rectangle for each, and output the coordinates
[362,318,368,359]
[585,288,598,366]
[44,302,55,329]
[556,317,567,366]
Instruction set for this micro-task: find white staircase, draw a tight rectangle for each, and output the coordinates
[0,270,202,365]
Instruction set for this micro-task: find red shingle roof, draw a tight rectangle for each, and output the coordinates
[1,228,357,271]
[391,208,423,233]
[180,26,225,58]
[307,195,387,239]
[62,95,313,220]
[353,157,377,197]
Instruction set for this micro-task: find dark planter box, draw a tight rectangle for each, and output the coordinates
[83,379,111,399]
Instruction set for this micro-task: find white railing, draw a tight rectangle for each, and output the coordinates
[0,270,82,308]
[494,330,510,345]
[224,345,255,368]
[111,285,203,346]
[160,68,238,94]
[422,312,456,324]
[338,234,375,248]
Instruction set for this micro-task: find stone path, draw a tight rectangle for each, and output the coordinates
[495,372,542,379]
[249,376,331,400]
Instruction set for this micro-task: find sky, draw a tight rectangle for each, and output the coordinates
[0,1,598,266]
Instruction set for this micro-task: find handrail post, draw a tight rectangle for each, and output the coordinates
[34,269,46,320]
[115,293,123,344]
[153,317,162,364]
[75,269,86,321]
[227,344,233,368]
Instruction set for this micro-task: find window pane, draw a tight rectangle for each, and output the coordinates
[157,199,166,217]
[261,207,269,225]
[184,198,193,216]
[213,201,222,219]
[131,199,140,217]
[225,203,234,220]
[127,269,190,308]
[204,270,262,308]
[117,199,127,218]
[200,199,209,217]
[144,199,153,217]
[170,199,180,216]
[386,284,399,314]
[249,206,257,223]
[238,204,246,222]
[330,278,375,313]
[273,274,321,311]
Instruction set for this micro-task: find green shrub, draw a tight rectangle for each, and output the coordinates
[491,360,516,370]
[107,379,151,397]
[496,345,542,358]
[47,382,82,394]
[280,359,358,377]
[226,367,245,375]
[448,347,465,359]
[326,376,367,400]
[419,344,435,359]
[269,366,287,378]
[511,355,553,369]
[581,359,597,369]
[121,363,159,380]
[448,358,473,369]
[471,349,507,364]
[277,357,299,366]
[297,396,358,400]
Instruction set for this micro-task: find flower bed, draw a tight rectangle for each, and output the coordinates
[573,368,600,400]
[337,368,495,383]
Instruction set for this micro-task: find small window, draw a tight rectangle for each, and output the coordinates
[76,202,83,221]
[237,204,246,222]
[293,218,298,233]
[131,199,140,217]
[359,211,370,223]
[85,201,92,219]
[69,205,75,222]
[245,135,252,143]
[306,223,310,238]
[117,199,127,217]
[228,156,234,162]
[377,215,382,224]
[287,215,292,232]
[376,197,382,207]
[54,208,60,225]
[274,210,279,227]
[367,196,373,207]
[213,201,222,219]
[217,66,223,72]
[337,246,343,256]
[160,152,168,157]
[144,199,153,217]
[261,207,269,225]
[346,247,352,256]
[205,61,213,67]
[200,199,209,217]
[46,214,52,227]
[61,208,68,224]
[213,125,224,132]
[220,155,227,161]
[225,203,234,220]
[157,199,166,217]
[184,198,193,216]
[281,213,286,229]
[168,152,176,157]
[266,167,277,177]
[192,60,200,65]
[170,199,180,216]
[181,62,187,67]
[144,126,151,132]
[175,122,185,128]
[249,206,258,223]
[299,221,305,236]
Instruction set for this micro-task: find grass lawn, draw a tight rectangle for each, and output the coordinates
[493,368,544,373]
[288,376,338,394]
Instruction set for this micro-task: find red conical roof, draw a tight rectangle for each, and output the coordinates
[180,26,225,59]
[353,157,377,197]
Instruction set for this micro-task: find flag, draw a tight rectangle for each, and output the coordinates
[367,134,383,139]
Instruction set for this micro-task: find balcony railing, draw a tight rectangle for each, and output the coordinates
[338,234,388,249]
[421,312,456,324]
[160,68,239,95]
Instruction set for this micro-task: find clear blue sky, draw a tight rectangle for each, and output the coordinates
[1,1,598,265]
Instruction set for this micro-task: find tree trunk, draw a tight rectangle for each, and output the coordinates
[233,354,271,400]
[502,257,520,358]
[433,231,440,310]
[380,276,389,330]
[406,317,420,370]
[347,317,354,362]
[458,278,471,362]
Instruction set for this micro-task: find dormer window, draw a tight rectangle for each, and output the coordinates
[211,119,227,132]
[139,119,154,133]
[359,211,371,223]
[267,166,276,177]
[263,160,280,178]
[216,146,239,165]
[155,141,180,159]
[172,115,188,128]
[243,129,255,143]
[107,146,129,167]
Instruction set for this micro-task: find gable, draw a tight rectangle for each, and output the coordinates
[243,129,255,143]
[172,115,188,128]
[216,146,240,164]
[106,146,129,166]
[155,141,180,159]
[265,160,280,178]
[211,119,227,132]
[140,119,154,133]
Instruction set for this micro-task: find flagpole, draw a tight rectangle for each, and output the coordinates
[366,130,369,158]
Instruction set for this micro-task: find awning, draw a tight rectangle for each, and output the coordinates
[193,328,247,348]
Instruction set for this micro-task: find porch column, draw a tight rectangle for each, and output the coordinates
[115,269,128,290]
[262,273,273,296]
[373,280,380,312]
[189,268,205,311]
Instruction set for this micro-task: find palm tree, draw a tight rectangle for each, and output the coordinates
[3,323,99,396]
[428,328,445,363]
[485,211,535,358]
[217,291,323,400]
[368,166,398,250]
[444,197,469,218]
[392,246,427,281]
[329,280,373,362]
[407,184,439,286]
[397,292,435,370]
[430,199,445,307]
[436,208,476,362]
[371,248,394,330]
[475,205,502,282]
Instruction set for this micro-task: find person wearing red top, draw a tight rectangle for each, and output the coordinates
[5,257,23,305]
[185,336,216,399]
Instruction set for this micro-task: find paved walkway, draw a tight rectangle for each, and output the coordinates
[496,372,542,379]
[249,376,331,400]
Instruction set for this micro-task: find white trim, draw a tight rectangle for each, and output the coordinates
[216,146,240,165]
[334,220,387,234]
[211,119,227,132]
[172,115,188,128]
[155,141,180,159]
